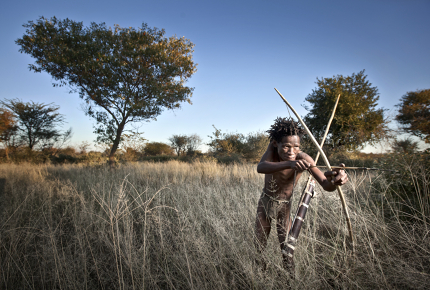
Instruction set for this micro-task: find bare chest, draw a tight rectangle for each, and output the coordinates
[264,170,302,197]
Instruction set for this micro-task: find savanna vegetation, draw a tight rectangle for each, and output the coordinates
[1,152,429,289]
[1,102,429,289]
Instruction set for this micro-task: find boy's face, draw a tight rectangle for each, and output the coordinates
[273,135,301,161]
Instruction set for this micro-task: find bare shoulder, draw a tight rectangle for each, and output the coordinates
[297,152,316,165]
[297,151,310,160]
[259,142,277,163]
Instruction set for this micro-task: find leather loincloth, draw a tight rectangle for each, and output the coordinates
[258,192,290,220]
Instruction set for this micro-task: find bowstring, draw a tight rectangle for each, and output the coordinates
[285,103,301,227]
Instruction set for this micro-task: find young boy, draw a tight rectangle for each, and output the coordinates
[255,117,348,273]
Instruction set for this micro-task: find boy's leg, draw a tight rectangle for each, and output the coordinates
[254,197,271,270]
[276,203,295,278]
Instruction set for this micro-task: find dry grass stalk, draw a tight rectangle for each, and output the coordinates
[0,160,428,289]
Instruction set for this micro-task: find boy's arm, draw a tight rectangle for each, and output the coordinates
[300,154,348,191]
[256,142,310,174]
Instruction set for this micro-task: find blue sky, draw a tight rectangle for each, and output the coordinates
[1,0,429,152]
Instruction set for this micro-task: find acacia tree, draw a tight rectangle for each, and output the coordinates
[16,17,197,165]
[169,134,188,156]
[391,137,419,154]
[396,89,430,143]
[1,99,71,150]
[169,133,203,156]
[185,134,202,155]
[303,70,388,151]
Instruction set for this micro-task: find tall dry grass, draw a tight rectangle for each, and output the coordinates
[0,160,429,289]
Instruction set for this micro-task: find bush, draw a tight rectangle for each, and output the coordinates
[138,155,179,162]
[207,126,268,163]
[143,142,174,156]
[376,151,430,221]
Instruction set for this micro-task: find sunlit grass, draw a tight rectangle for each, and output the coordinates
[1,160,429,289]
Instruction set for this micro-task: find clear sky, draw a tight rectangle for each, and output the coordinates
[1,0,429,152]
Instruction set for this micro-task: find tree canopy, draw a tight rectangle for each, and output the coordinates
[1,99,71,150]
[169,134,202,156]
[391,137,419,154]
[0,108,16,143]
[396,89,430,143]
[303,70,388,151]
[169,134,188,156]
[16,16,197,165]
[185,134,202,155]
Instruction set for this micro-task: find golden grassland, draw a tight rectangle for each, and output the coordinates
[0,159,429,289]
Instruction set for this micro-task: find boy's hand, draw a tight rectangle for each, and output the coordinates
[324,163,348,186]
[291,160,311,172]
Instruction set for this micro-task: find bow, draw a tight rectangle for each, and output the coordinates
[274,88,354,249]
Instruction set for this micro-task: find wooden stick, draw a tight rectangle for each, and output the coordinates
[313,94,341,165]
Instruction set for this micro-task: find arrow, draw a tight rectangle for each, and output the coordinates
[311,165,398,172]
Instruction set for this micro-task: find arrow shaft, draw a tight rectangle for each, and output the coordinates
[312,166,398,172]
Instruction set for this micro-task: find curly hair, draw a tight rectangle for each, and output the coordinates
[267,117,305,142]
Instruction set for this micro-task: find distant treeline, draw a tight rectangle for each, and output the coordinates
[0,130,417,167]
